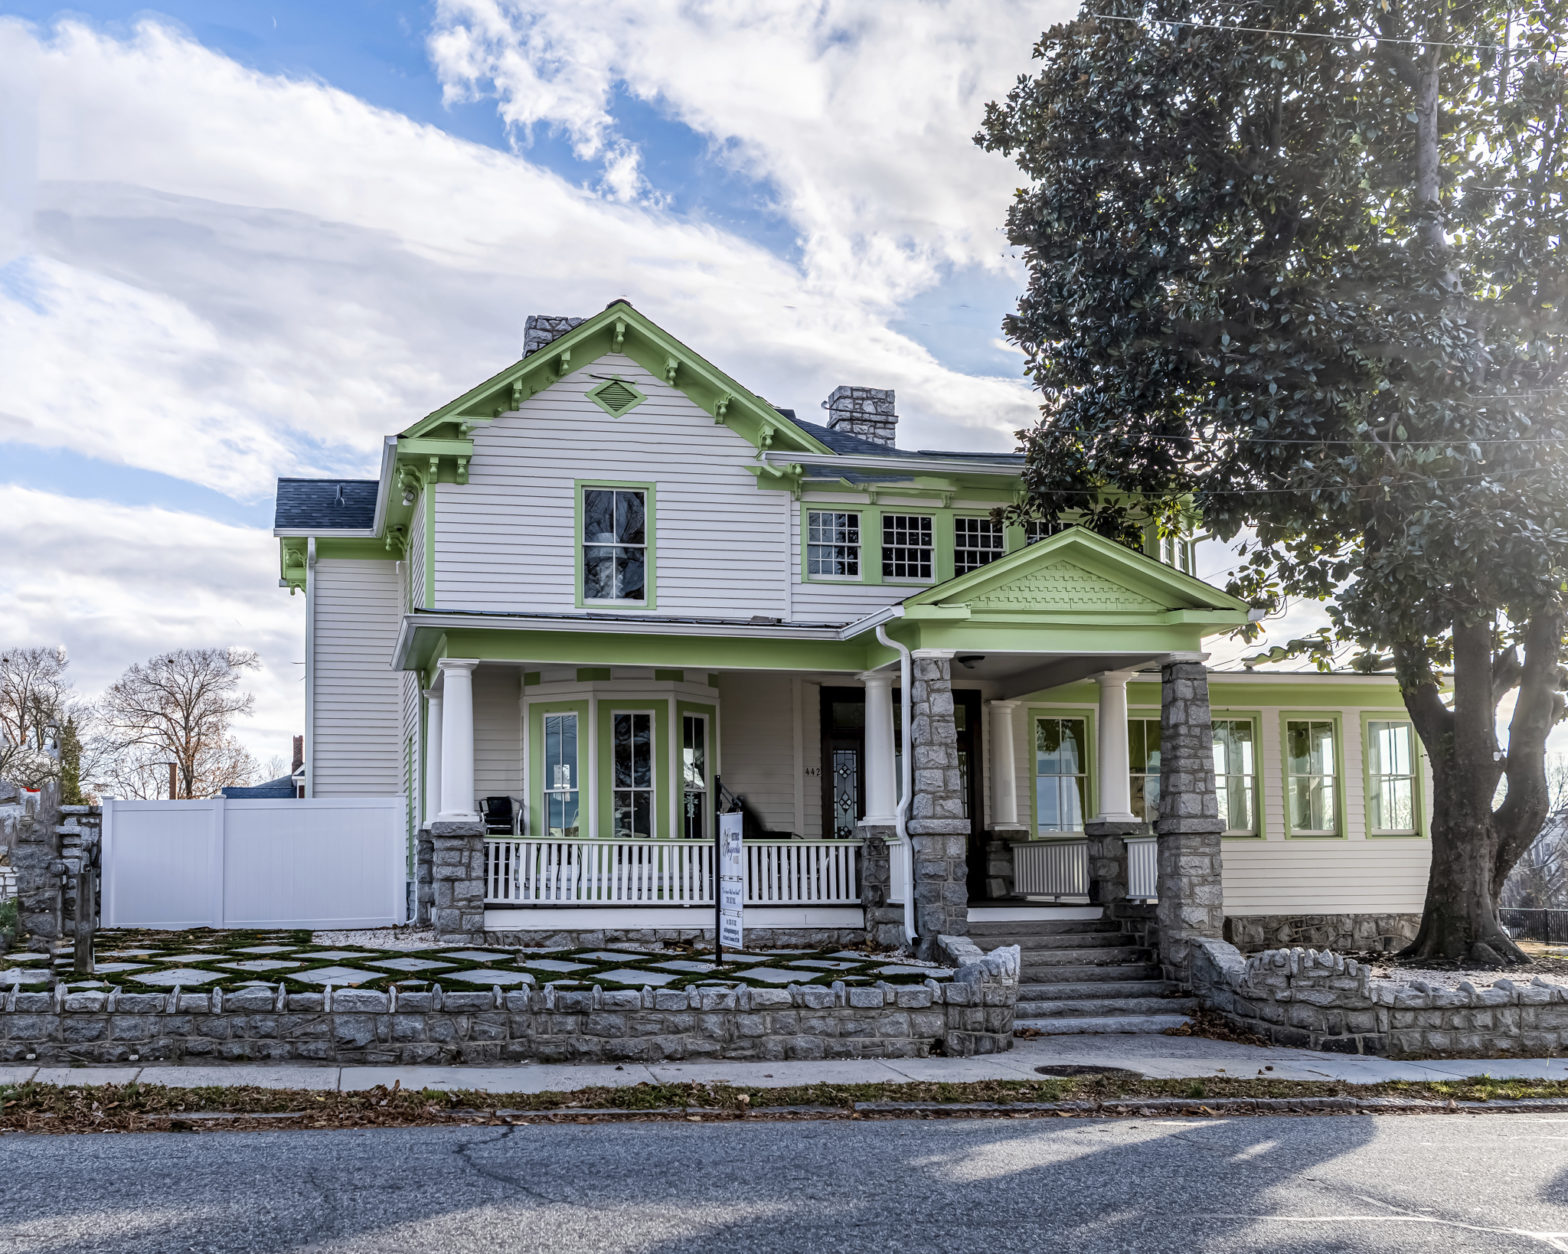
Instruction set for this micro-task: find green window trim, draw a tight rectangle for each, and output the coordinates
[953,512,1006,578]
[879,510,938,585]
[798,501,963,586]
[1280,710,1347,839]
[1210,710,1265,839]
[575,480,657,610]
[526,699,590,840]
[1361,712,1427,838]
[1027,706,1097,837]
[597,700,672,840]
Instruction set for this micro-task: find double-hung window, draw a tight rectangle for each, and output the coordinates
[882,514,933,581]
[612,711,654,838]
[1286,718,1339,835]
[1128,718,1162,823]
[807,510,860,578]
[1035,716,1088,832]
[954,517,1004,575]
[542,713,580,838]
[583,488,647,603]
[682,714,709,841]
[1212,719,1258,835]
[1368,720,1419,834]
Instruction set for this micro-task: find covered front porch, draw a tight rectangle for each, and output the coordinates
[400,528,1250,959]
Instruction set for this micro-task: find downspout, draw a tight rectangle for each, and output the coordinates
[875,620,917,946]
[304,537,317,799]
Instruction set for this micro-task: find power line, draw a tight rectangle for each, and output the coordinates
[1086,11,1563,56]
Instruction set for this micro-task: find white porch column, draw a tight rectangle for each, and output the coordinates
[1093,669,1138,823]
[422,689,443,827]
[988,699,1021,828]
[860,668,897,825]
[436,658,479,821]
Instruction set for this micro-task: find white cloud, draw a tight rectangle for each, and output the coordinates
[0,484,304,770]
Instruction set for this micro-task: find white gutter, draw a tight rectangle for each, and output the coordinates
[303,538,317,799]
[763,451,1021,477]
[875,614,917,947]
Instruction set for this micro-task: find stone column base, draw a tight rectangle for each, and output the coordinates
[430,821,486,943]
[1154,824,1224,982]
[909,818,970,959]
[415,828,435,928]
[1084,819,1142,906]
[855,823,906,950]
[983,827,1025,899]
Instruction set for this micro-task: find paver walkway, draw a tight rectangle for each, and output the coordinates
[5,1035,1565,1093]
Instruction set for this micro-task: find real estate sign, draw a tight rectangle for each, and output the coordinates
[718,811,744,952]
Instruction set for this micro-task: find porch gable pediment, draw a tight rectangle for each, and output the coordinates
[904,526,1251,625]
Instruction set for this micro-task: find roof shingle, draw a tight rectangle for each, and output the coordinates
[275,479,379,532]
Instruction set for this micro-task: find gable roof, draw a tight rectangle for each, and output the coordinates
[275,479,379,532]
[901,525,1250,623]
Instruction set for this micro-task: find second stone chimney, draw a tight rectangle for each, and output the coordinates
[824,386,897,448]
[522,315,585,357]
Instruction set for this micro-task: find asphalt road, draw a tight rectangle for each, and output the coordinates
[6,1115,1568,1253]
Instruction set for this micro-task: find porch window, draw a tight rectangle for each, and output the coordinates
[1286,718,1338,835]
[1025,519,1064,544]
[882,513,933,581]
[612,711,655,837]
[583,488,647,602]
[807,510,860,578]
[682,714,709,840]
[1368,720,1418,834]
[1212,718,1257,834]
[1128,718,1162,823]
[1035,716,1088,832]
[542,712,580,838]
[954,516,1004,575]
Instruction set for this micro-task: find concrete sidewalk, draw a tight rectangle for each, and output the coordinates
[4,1034,1567,1093]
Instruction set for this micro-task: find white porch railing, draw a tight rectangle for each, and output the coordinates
[1012,838,1088,898]
[485,838,862,907]
[1127,836,1158,899]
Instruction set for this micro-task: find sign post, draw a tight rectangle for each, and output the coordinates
[717,811,745,961]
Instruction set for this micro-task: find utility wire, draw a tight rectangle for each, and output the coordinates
[1085,11,1563,56]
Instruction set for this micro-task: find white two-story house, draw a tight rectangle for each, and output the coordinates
[274,301,1433,957]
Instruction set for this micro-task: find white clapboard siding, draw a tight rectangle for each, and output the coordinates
[406,493,426,610]
[400,669,421,833]
[474,665,522,802]
[311,557,404,797]
[432,353,790,618]
[716,672,804,833]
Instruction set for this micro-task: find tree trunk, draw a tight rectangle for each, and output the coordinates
[1401,619,1527,966]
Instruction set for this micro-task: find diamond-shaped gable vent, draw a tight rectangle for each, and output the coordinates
[588,378,644,416]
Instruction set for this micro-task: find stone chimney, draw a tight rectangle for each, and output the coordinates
[824,386,897,448]
[291,735,304,774]
[522,315,585,357]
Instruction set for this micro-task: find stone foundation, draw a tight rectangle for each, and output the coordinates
[1191,937,1568,1056]
[857,828,907,950]
[0,944,1019,1064]
[480,926,872,951]
[430,822,485,943]
[1225,913,1421,955]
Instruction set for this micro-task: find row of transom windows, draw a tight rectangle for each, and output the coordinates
[808,511,1030,582]
[1034,714,1421,838]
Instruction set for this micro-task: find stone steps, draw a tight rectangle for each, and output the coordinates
[1017,994,1197,1019]
[1019,961,1165,983]
[1006,932,1139,950]
[1019,978,1173,1001]
[968,919,1121,938]
[1018,945,1155,969]
[1016,1013,1194,1036]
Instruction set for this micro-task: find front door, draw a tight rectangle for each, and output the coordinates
[819,687,866,840]
[950,690,988,900]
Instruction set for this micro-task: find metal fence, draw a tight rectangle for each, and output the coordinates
[1501,908,1568,944]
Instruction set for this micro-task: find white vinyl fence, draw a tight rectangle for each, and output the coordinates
[103,797,406,930]
[486,837,862,907]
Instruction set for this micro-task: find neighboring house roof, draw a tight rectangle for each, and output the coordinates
[780,412,1023,467]
[221,776,298,799]
[275,479,380,532]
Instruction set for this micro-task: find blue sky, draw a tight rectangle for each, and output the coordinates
[0,1,1063,759]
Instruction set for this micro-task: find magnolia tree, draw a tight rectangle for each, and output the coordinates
[979,0,1568,963]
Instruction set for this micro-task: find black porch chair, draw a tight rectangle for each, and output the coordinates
[481,796,518,836]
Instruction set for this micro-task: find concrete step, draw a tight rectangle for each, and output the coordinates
[1015,1013,1194,1036]
[1002,933,1139,951]
[967,919,1122,938]
[1018,962,1164,983]
[1018,979,1174,1001]
[1019,946,1154,968]
[1016,995,1198,1019]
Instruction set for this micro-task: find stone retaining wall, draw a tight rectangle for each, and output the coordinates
[1224,913,1421,955]
[1,940,1020,1065]
[1191,937,1568,1056]
[480,926,870,951]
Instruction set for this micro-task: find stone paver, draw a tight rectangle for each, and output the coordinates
[594,969,677,987]
[573,951,649,963]
[298,950,376,961]
[733,968,800,985]
[364,957,453,972]
[0,968,54,984]
[155,953,219,963]
[218,959,301,973]
[789,959,861,970]
[132,967,223,987]
[445,969,536,987]
[88,962,151,974]
[437,950,511,962]
[232,945,295,955]
[291,965,378,986]
[877,964,952,976]
[649,960,715,974]
[518,958,589,973]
